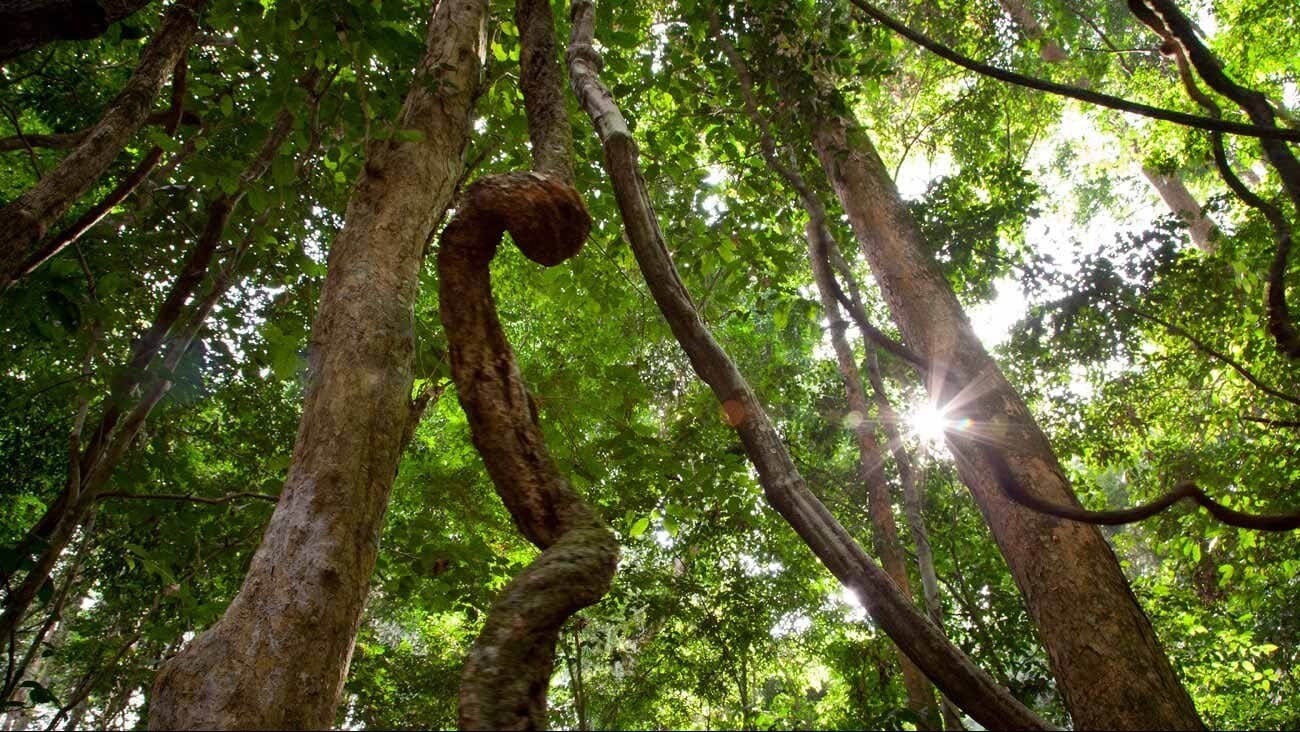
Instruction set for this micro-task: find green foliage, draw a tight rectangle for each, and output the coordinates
[0,0,1296,728]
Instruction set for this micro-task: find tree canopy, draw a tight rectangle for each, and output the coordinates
[0,0,1297,728]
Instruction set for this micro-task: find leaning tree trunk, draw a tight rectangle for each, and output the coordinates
[709,18,940,726]
[809,106,1203,730]
[569,3,1048,729]
[0,0,205,292]
[446,1,618,728]
[0,0,153,63]
[148,1,486,728]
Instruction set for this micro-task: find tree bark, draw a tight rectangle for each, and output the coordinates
[0,0,153,63]
[809,106,1203,730]
[0,0,205,292]
[806,224,941,729]
[148,1,486,728]
[569,4,1048,729]
[449,3,617,727]
[1140,166,1219,253]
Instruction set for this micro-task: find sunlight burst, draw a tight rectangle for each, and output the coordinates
[907,402,952,446]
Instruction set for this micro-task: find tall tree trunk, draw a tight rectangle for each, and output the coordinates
[1140,166,1218,253]
[806,223,941,729]
[148,1,486,727]
[0,0,205,292]
[863,351,964,730]
[709,14,940,727]
[809,105,1203,730]
[0,0,153,63]
[569,4,1047,729]
[446,1,617,729]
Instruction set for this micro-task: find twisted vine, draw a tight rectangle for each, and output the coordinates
[439,2,617,728]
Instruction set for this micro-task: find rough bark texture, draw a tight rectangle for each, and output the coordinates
[441,175,616,731]
[570,4,1048,729]
[810,109,1203,730]
[148,2,486,728]
[450,3,617,727]
[0,0,204,291]
[0,0,153,63]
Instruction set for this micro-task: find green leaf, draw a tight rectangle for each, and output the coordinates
[629,517,650,538]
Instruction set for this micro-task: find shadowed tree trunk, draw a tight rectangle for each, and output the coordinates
[0,0,153,63]
[446,2,617,728]
[569,3,1048,729]
[0,0,205,292]
[808,100,1203,730]
[147,1,486,727]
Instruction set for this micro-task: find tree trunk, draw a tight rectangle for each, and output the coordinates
[806,223,940,730]
[864,352,965,731]
[0,0,205,292]
[0,0,152,63]
[569,4,1047,729]
[148,1,485,728]
[810,107,1203,730]
[1140,166,1219,253]
[996,0,1066,61]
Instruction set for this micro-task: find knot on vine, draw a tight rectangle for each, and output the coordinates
[454,171,591,266]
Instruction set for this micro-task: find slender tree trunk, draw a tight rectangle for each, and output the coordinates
[569,4,1047,729]
[709,17,940,726]
[806,224,940,729]
[0,98,306,650]
[863,352,964,730]
[0,0,153,63]
[809,105,1203,730]
[1140,166,1218,253]
[996,0,1066,61]
[0,0,206,292]
[148,1,486,727]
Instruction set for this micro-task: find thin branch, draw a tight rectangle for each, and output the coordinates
[96,491,277,505]
[845,0,1300,142]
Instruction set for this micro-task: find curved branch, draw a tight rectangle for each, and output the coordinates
[446,4,616,727]
[979,444,1300,531]
[844,0,1300,142]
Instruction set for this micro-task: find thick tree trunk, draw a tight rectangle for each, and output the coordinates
[0,0,153,63]
[0,0,204,292]
[148,1,485,728]
[569,4,1048,729]
[810,108,1203,730]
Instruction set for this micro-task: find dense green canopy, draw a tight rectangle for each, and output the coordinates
[0,0,1296,728]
